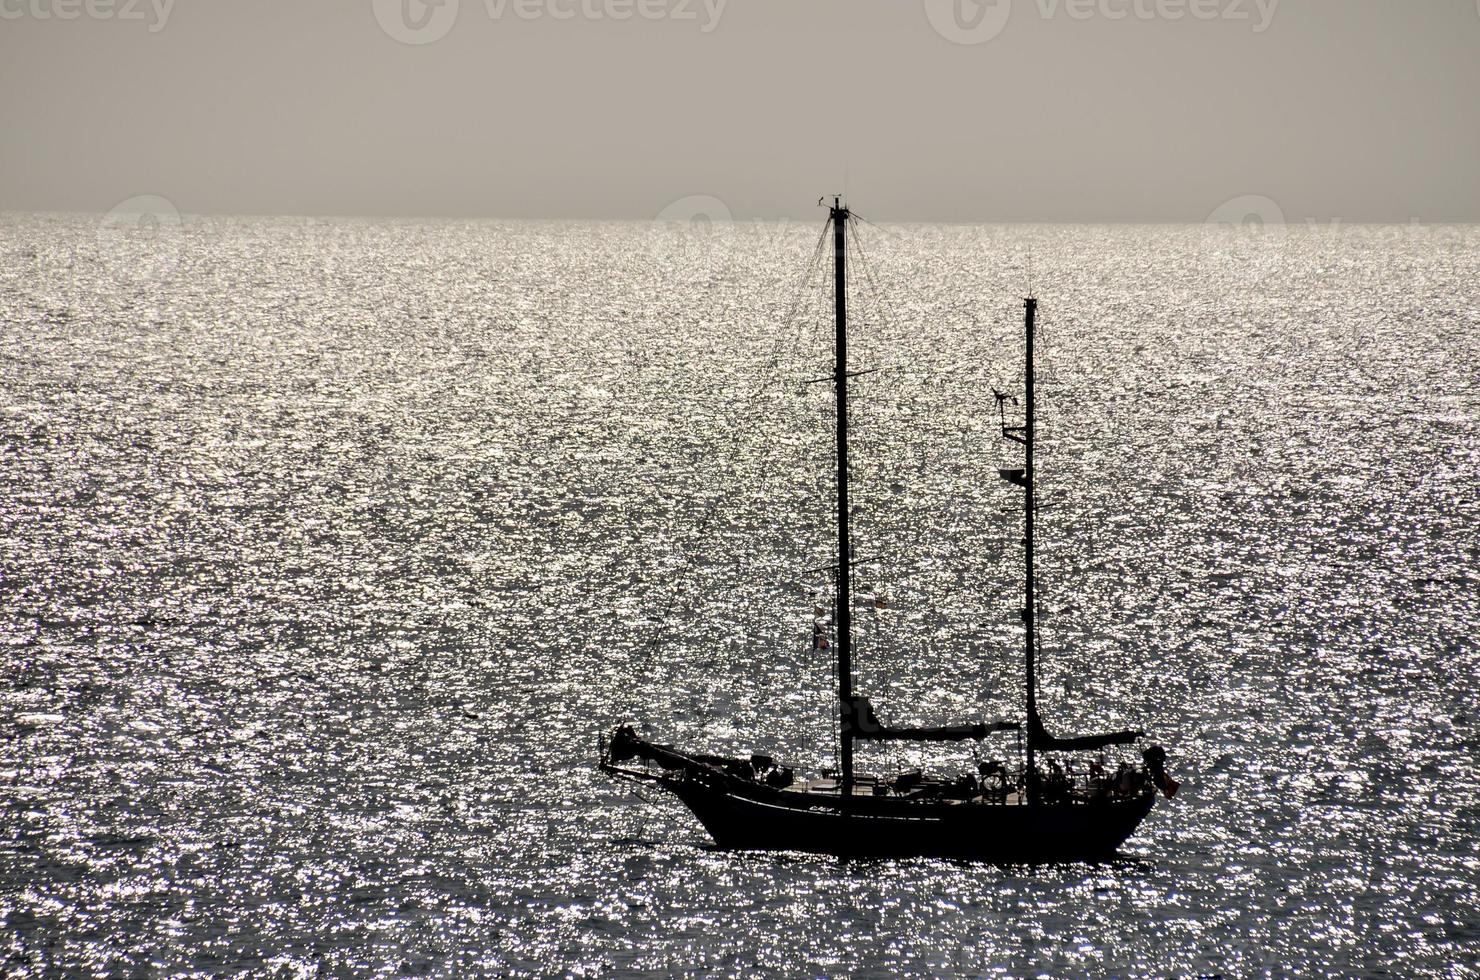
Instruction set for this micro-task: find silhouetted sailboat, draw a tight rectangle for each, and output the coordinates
[601,199,1177,860]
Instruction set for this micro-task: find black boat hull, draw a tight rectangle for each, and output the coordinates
[665,778,1157,861]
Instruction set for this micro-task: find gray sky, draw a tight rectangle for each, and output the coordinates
[2,0,1477,221]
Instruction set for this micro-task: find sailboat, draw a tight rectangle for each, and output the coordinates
[600,199,1177,861]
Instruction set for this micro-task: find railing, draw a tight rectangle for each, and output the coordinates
[600,729,1154,804]
[880,763,1153,804]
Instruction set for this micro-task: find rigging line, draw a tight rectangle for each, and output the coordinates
[848,218,906,338]
[846,221,890,338]
[779,219,835,347]
[840,224,892,451]
[686,225,829,466]
[769,220,834,372]
[849,220,933,616]
[845,230,914,456]
[640,215,891,734]
[846,233,922,693]
[685,221,829,433]
[638,219,836,661]
[848,210,902,243]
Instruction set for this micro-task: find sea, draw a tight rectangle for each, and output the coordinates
[1,212,1476,977]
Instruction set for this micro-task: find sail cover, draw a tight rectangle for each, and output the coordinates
[1026,706,1142,751]
[847,697,1020,743]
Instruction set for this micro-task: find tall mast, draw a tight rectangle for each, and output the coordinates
[1023,296,1039,805]
[831,197,854,797]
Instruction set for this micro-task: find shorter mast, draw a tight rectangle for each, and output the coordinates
[1008,295,1143,768]
[1023,296,1039,805]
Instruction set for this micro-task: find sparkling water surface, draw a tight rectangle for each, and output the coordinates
[2,213,1477,977]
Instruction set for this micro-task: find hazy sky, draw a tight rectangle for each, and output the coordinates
[2,0,1477,221]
